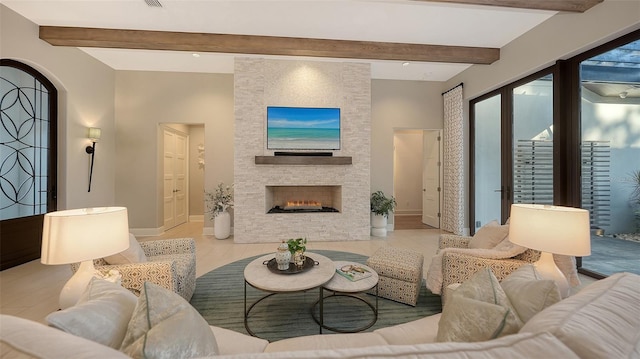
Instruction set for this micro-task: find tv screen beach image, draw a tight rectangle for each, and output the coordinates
[267,107,340,150]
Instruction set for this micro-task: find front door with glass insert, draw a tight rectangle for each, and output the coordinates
[0,60,57,270]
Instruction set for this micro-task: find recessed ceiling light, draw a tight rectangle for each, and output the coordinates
[402,62,410,67]
[192,53,200,58]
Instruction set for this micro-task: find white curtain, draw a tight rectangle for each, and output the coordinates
[442,84,464,235]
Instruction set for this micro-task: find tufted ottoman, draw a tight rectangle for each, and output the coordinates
[366,247,424,306]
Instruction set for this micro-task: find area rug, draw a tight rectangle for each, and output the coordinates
[190,250,442,342]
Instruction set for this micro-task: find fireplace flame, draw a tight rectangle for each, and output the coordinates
[284,200,322,210]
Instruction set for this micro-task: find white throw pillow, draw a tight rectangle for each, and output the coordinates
[493,236,526,253]
[120,281,218,359]
[500,265,561,323]
[46,277,137,348]
[468,220,509,249]
[436,268,523,342]
[436,295,511,342]
[104,233,147,264]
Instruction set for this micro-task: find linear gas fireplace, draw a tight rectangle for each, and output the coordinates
[265,185,342,214]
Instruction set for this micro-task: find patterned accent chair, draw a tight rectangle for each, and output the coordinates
[71,238,196,301]
[439,234,539,302]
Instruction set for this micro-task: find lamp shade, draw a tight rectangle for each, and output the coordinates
[88,127,101,142]
[41,207,129,265]
[509,204,591,257]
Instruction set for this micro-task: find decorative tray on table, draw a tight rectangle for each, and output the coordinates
[263,256,318,274]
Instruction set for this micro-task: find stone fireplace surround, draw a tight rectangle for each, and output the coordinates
[233,58,371,243]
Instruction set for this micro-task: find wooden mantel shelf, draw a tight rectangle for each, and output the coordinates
[255,156,352,165]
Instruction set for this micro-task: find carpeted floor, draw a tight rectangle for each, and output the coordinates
[190,250,442,342]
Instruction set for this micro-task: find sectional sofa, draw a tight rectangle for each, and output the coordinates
[1,271,638,358]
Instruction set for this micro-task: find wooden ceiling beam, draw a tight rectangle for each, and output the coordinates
[39,26,500,65]
[412,0,603,13]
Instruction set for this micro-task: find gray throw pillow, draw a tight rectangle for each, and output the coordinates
[46,277,137,348]
[120,281,218,359]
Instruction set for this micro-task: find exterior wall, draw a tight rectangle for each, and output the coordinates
[234,58,371,243]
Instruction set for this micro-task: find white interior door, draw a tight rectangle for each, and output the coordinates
[422,130,441,228]
[163,129,188,230]
[173,133,188,226]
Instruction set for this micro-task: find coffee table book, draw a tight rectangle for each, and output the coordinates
[336,263,373,282]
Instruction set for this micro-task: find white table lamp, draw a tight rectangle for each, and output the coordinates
[41,207,130,309]
[509,204,591,298]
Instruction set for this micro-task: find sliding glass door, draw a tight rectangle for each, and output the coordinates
[470,29,639,278]
[472,94,502,230]
[577,38,640,277]
[471,71,555,233]
[512,74,554,207]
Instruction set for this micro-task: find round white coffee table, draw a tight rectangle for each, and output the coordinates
[243,252,335,337]
[312,261,379,333]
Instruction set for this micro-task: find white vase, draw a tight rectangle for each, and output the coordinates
[275,242,291,270]
[214,210,231,239]
[371,213,388,237]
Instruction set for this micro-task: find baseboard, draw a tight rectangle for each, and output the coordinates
[203,226,213,236]
[130,227,164,237]
[189,215,204,222]
[203,226,234,236]
[394,210,422,216]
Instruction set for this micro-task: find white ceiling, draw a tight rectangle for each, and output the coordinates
[1,0,557,81]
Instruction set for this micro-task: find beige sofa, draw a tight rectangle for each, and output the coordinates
[2,272,639,358]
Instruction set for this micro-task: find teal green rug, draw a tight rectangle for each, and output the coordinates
[190,250,442,342]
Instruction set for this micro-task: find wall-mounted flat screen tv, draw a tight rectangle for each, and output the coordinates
[267,106,341,150]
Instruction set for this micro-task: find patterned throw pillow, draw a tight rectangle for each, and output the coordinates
[436,268,523,342]
[120,281,218,359]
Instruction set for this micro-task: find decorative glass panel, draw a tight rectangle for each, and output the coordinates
[0,65,51,220]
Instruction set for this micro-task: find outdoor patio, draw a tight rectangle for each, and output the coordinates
[581,234,640,276]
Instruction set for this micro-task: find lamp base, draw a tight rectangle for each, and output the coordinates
[533,251,570,298]
[59,260,96,309]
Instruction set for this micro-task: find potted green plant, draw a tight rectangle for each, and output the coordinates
[370,191,397,237]
[287,237,307,267]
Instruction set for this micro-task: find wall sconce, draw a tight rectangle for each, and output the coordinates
[86,127,101,192]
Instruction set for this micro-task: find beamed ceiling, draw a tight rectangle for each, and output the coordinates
[4,0,604,81]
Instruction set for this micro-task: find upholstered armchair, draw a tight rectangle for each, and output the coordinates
[437,234,540,301]
[71,237,196,301]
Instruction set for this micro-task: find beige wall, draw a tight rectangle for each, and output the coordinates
[189,125,205,219]
[372,79,443,225]
[444,0,640,231]
[112,70,439,232]
[1,5,116,210]
[394,130,424,215]
[115,71,233,231]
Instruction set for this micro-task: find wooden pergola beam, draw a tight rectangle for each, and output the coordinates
[39,26,500,65]
[412,0,603,13]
